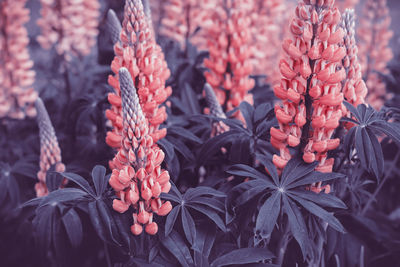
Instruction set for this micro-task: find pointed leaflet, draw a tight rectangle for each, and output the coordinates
[254,103,274,123]
[227,164,276,189]
[255,191,281,239]
[61,172,95,197]
[46,171,64,192]
[283,195,311,259]
[286,171,345,190]
[188,197,225,213]
[165,206,180,237]
[62,208,83,247]
[366,128,384,179]
[160,229,194,267]
[187,203,226,232]
[184,186,226,201]
[233,180,269,207]
[181,207,196,247]
[88,201,120,245]
[92,165,108,196]
[195,224,216,263]
[343,126,356,159]
[355,127,369,173]
[282,159,319,187]
[256,153,279,185]
[167,126,202,144]
[343,101,362,122]
[370,120,400,146]
[289,194,345,233]
[291,189,347,209]
[39,188,89,207]
[239,101,254,131]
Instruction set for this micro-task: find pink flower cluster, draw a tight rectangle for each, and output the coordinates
[35,98,65,197]
[341,9,367,107]
[36,0,100,61]
[357,0,393,109]
[106,0,171,159]
[203,0,255,115]
[0,0,37,119]
[109,68,172,236]
[271,0,346,173]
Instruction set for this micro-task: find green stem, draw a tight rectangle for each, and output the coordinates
[275,222,290,266]
[361,151,400,216]
[103,241,112,267]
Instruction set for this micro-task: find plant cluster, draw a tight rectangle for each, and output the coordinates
[1,0,400,267]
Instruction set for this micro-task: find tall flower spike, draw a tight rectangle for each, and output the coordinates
[0,0,37,119]
[106,0,171,159]
[271,0,345,173]
[35,98,65,197]
[36,0,100,61]
[203,0,255,117]
[204,83,229,135]
[357,0,393,109]
[340,9,367,107]
[106,10,122,45]
[159,0,215,50]
[109,68,172,236]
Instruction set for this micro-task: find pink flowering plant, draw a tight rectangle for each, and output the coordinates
[1,0,400,266]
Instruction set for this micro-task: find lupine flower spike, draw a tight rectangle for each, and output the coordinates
[36,0,100,61]
[159,0,215,50]
[203,0,255,117]
[35,98,65,197]
[106,0,171,163]
[204,83,229,135]
[109,68,172,235]
[250,0,291,84]
[271,0,346,173]
[335,0,359,11]
[0,0,38,119]
[357,0,393,109]
[340,9,367,108]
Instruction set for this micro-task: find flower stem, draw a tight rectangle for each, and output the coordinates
[275,222,290,266]
[104,241,112,267]
[361,150,400,216]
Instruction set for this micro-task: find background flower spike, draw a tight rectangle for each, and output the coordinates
[204,83,226,120]
[35,97,65,197]
[0,0,38,119]
[106,9,122,45]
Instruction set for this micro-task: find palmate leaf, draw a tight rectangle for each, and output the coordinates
[343,101,400,180]
[198,102,275,165]
[26,165,125,252]
[227,156,346,259]
[161,182,226,246]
